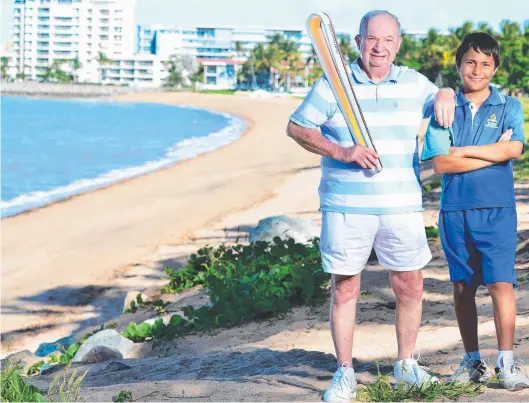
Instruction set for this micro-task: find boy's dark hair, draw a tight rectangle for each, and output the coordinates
[455,32,500,69]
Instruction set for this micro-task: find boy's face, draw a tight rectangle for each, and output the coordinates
[458,48,497,92]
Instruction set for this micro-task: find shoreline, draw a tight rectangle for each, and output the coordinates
[1,96,247,219]
[1,91,319,353]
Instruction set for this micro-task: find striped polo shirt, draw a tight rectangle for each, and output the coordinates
[290,59,438,215]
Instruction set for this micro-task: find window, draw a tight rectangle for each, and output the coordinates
[207,76,217,85]
[100,9,110,15]
[138,61,153,66]
[114,35,122,41]
[206,66,216,74]
[99,35,109,40]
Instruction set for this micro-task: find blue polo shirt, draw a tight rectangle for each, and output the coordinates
[421,86,525,211]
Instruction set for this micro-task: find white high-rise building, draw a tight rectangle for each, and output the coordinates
[12,0,136,82]
[136,24,342,61]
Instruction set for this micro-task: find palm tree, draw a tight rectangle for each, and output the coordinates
[97,52,112,83]
[338,35,358,64]
[163,55,184,88]
[190,63,204,91]
[1,56,8,80]
[71,56,81,82]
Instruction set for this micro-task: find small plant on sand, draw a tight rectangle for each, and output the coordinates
[114,390,133,402]
[357,365,483,402]
[124,294,170,314]
[425,226,439,239]
[422,180,442,193]
[46,362,87,402]
[121,315,189,342]
[0,359,46,402]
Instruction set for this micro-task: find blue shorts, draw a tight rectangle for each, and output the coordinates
[438,208,518,287]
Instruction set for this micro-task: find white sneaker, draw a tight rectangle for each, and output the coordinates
[323,366,357,402]
[497,360,529,391]
[394,359,439,388]
[449,355,491,384]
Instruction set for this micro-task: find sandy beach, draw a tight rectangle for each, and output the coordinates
[2,92,529,401]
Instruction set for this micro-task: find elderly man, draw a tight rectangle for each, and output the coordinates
[287,10,455,401]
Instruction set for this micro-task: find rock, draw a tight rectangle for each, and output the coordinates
[81,346,123,364]
[142,286,163,302]
[35,336,75,357]
[248,216,320,244]
[102,361,133,373]
[39,363,56,375]
[123,290,147,313]
[72,330,135,363]
[1,350,43,374]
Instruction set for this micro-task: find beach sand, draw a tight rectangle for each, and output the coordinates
[2,92,529,401]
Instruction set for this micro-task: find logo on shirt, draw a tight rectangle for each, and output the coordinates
[485,113,498,128]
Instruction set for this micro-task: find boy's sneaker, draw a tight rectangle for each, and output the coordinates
[394,359,440,388]
[323,366,357,402]
[449,356,491,384]
[496,360,529,391]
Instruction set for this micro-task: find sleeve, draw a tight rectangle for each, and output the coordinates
[289,76,338,129]
[420,116,453,161]
[418,73,439,119]
[504,98,526,154]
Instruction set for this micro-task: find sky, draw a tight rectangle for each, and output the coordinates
[1,0,528,46]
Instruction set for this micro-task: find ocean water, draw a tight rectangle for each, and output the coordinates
[1,96,245,218]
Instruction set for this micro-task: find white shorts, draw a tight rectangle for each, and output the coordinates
[320,211,432,275]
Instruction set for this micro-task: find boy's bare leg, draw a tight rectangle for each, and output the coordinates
[453,282,479,352]
[487,282,516,351]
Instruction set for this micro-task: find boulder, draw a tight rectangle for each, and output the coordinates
[81,346,123,364]
[248,216,320,244]
[72,330,135,363]
[1,350,43,374]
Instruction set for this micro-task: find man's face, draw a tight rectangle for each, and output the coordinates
[355,14,402,70]
[458,48,497,93]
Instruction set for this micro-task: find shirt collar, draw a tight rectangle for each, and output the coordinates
[456,85,506,107]
[351,58,399,84]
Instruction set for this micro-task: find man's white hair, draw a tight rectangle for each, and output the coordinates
[359,10,401,37]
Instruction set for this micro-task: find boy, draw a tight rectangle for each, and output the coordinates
[421,32,529,391]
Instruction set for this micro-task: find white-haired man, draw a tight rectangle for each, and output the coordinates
[287,10,456,401]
